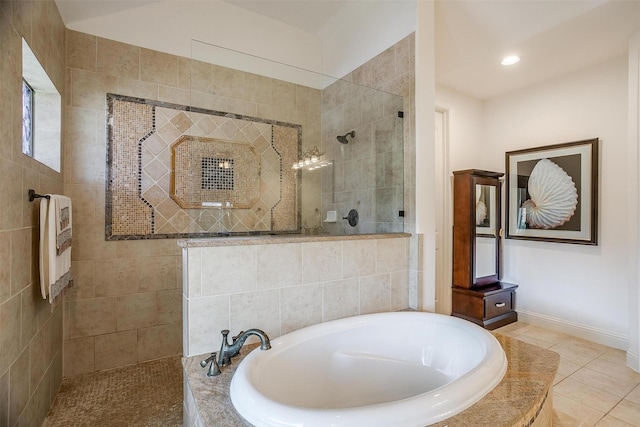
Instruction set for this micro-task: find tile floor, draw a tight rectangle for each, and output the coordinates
[42,356,183,426]
[41,322,640,426]
[495,322,640,426]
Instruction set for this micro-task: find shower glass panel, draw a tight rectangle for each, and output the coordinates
[181,39,403,237]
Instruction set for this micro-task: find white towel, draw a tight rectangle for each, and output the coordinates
[39,195,73,304]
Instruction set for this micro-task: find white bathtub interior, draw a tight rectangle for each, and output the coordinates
[230,312,507,427]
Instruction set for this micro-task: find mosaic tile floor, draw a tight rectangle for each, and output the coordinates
[42,356,183,427]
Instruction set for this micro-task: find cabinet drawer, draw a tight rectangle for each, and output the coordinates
[485,292,513,319]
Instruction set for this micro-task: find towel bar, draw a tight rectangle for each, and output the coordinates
[28,189,50,202]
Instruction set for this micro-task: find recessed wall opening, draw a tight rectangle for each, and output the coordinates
[22,79,34,156]
[21,38,62,172]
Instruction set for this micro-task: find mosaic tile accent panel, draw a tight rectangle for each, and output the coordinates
[202,158,234,190]
[107,98,154,237]
[272,125,300,231]
[106,94,301,240]
[171,136,260,209]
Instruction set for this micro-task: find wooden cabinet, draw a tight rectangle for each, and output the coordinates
[452,170,502,288]
[451,170,517,329]
[452,282,518,330]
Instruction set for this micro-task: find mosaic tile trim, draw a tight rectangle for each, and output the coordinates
[106,94,301,240]
[272,125,301,231]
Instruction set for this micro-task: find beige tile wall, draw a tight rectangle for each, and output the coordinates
[323,34,419,307]
[0,10,417,423]
[324,35,414,227]
[183,236,410,357]
[64,28,418,376]
[0,1,66,426]
[320,82,405,235]
[63,30,323,376]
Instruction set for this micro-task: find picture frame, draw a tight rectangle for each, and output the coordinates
[505,138,599,245]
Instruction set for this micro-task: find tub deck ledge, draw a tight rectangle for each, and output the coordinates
[182,332,559,427]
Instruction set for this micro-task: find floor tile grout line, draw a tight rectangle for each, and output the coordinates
[495,322,639,427]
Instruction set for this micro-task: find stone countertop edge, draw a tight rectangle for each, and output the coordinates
[182,333,560,427]
[177,232,412,247]
[183,345,258,427]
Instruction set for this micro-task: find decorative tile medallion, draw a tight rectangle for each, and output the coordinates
[171,135,260,209]
[106,94,301,240]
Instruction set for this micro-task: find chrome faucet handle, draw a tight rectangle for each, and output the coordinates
[200,352,221,376]
[200,352,216,368]
[208,357,221,376]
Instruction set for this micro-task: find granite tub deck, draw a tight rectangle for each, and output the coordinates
[183,333,560,427]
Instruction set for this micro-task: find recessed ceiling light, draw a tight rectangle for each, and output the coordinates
[501,55,520,66]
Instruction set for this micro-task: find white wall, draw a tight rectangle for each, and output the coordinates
[481,55,630,348]
[415,1,436,311]
[318,1,416,79]
[439,52,634,352]
[627,32,640,370]
[435,85,484,171]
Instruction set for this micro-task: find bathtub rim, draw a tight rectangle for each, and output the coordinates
[230,311,507,427]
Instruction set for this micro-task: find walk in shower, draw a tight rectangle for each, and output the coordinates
[104,39,404,240]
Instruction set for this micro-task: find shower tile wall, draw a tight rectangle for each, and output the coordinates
[321,34,420,308]
[106,95,300,238]
[63,30,321,375]
[180,31,418,359]
[321,36,414,236]
[0,1,66,425]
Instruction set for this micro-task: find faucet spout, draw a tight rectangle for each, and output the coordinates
[229,329,270,357]
[238,328,272,351]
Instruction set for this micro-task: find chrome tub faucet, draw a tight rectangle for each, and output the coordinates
[201,328,271,377]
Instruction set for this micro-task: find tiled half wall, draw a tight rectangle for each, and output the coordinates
[106,94,301,239]
[182,235,410,357]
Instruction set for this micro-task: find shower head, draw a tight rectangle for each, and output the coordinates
[336,131,355,144]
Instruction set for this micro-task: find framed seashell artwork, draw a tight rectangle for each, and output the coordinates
[505,138,599,245]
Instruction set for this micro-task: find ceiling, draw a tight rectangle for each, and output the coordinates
[55,0,640,100]
[224,0,348,35]
[434,0,640,99]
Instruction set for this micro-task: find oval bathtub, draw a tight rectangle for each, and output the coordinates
[230,312,507,427]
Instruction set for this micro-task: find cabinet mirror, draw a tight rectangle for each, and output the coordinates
[475,184,497,279]
[452,170,503,288]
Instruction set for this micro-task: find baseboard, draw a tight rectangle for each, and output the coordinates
[516,310,629,351]
[627,351,640,372]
